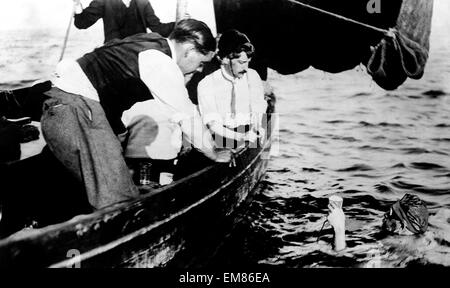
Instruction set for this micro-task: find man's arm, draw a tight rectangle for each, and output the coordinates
[73,0,104,29]
[138,50,228,162]
[142,1,175,37]
[197,80,246,142]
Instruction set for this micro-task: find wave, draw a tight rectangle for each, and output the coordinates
[391,180,450,195]
[434,173,450,178]
[431,138,450,143]
[391,163,406,168]
[358,145,393,152]
[359,121,375,127]
[351,92,372,97]
[267,168,291,173]
[431,150,449,156]
[374,184,393,193]
[324,120,349,124]
[358,121,403,128]
[336,164,374,172]
[410,162,447,170]
[331,135,360,142]
[400,147,431,154]
[300,132,324,139]
[378,122,403,128]
[422,90,448,98]
[302,167,321,172]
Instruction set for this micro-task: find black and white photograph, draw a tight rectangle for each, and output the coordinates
[0,0,449,276]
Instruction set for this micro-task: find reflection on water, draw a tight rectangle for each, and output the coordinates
[1,22,449,268]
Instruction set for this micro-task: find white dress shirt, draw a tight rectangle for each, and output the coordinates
[51,59,100,101]
[52,39,215,160]
[197,66,267,140]
[122,40,215,159]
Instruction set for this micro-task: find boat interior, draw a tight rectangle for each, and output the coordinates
[0,81,274,240]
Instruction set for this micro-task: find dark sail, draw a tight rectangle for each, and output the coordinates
[213,0,433,89]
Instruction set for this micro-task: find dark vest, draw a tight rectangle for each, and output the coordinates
[77,33,172,134]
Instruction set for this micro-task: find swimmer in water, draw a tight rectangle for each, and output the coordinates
[327,193,430,252]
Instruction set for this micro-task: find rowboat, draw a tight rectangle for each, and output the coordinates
[0,81,275,267]
[0,0,433,267]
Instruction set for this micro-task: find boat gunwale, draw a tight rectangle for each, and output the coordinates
[48,137,271,268]
[0,130,270,247]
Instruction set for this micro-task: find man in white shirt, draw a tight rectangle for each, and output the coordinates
[197,30,267,150]
[41,19,231,210]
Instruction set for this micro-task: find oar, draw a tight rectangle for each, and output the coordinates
[59,4,76,62]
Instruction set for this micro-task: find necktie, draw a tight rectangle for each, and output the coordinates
[230,82,236,118]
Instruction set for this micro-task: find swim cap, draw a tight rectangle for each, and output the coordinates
[391,193,429,234]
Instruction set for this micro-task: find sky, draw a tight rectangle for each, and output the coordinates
[0,0,216,32]
[0,0,447,50]
[0,0,448,31]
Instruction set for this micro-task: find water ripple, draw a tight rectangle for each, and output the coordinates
[336,164,374,172]
[422,90,448,98]
[410,162,447,170]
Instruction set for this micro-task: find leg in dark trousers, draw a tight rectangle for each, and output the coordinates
[41,88,139,209]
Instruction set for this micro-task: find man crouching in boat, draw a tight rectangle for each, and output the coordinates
[197,30,267,151]
[41,19,232,210]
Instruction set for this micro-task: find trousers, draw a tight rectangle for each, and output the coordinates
[41,87,139,209]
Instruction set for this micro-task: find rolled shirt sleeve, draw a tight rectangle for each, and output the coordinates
[137,49,216,158]
[197,78,222,125]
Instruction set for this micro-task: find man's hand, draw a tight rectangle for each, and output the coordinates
[213,148,233,163]
[245,130,258,143]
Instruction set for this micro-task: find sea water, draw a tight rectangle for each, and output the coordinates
[0,2,449,268]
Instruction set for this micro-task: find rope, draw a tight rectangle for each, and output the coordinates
[176,0,190,22]
[59,6,75,62]
[286,0,389,34]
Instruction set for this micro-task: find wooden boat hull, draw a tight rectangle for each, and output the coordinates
[0,107,274,268]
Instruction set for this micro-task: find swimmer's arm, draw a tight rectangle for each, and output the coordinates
[328,203,347,252]
[334,226,346,252]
